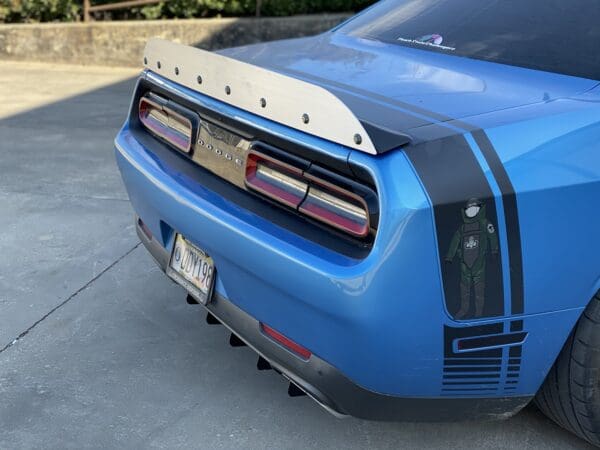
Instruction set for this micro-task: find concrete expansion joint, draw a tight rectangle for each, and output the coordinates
[1,189,131,203]
[0,242,141,354]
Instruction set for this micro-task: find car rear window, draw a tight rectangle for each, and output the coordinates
[339,0,600,81]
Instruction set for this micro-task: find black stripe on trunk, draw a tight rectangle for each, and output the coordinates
[405,136,504,319]
[471,130,525,315]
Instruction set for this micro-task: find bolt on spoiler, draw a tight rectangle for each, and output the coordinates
[143,38,410,155]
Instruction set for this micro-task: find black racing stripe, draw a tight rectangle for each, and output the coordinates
[278,66,457,124]
[443,374,501,379]
[441,388,498,392]
[275,66,476,151]
[445,359,502,366]
[456,332,527,351]
[443,366,501,373]
[407,137,505,320]
[471,130,525,315]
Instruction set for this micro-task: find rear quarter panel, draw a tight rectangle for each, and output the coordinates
[479,95,600,315]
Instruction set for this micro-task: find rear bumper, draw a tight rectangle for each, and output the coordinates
[115,71,545,416]
[136,217,531,421]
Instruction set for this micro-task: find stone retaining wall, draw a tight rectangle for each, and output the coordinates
[0,14,350,67]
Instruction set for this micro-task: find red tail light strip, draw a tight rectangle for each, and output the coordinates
[245,152,308,208]
[299,188,369,238]
[137,93,375,240]
[245,150,371,238]
[300,173,370,238]
[139,96,194,154]
[260,323,312,360]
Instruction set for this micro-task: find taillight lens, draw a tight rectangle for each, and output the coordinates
[245,152,308,208]
[245,150,371,238]
[299,184,369,238]
[139,96,194,153]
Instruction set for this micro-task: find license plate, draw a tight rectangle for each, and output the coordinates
[167,234,215,304]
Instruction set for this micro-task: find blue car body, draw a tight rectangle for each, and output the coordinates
[115,1,600,420]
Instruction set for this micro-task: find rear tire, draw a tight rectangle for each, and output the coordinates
[535,293,600,446]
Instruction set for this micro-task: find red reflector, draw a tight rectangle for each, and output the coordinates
[260,323,312,360]
[137,217,153,240]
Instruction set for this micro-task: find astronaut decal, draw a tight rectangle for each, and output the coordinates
[445,199,499,319]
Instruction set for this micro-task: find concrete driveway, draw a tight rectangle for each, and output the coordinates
[0,61,592,449]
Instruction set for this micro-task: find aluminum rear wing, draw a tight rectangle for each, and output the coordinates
[143,38,379,155]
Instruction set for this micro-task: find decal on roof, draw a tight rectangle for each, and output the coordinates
[472,131,525,315]
[397,35,456,52]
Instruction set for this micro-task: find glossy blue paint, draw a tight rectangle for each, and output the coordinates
[116,20,600,404]
[222,32,597,128]
[464,134,513,319]
[117,112,451,396]
[473,102,600,315]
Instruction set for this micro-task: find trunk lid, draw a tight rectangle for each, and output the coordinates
[221,33,598,145]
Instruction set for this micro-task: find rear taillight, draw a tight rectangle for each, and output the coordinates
[245,152,308,208]
[299,176,369,238]
[139,95,195,153]
[245,150,372,238]
[137,92,376,240]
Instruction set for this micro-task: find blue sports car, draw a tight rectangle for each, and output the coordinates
[115,0,600,445]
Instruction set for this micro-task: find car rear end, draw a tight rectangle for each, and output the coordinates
[113,1,600,444]
[115,56,498,418]
[115,18,575,417]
